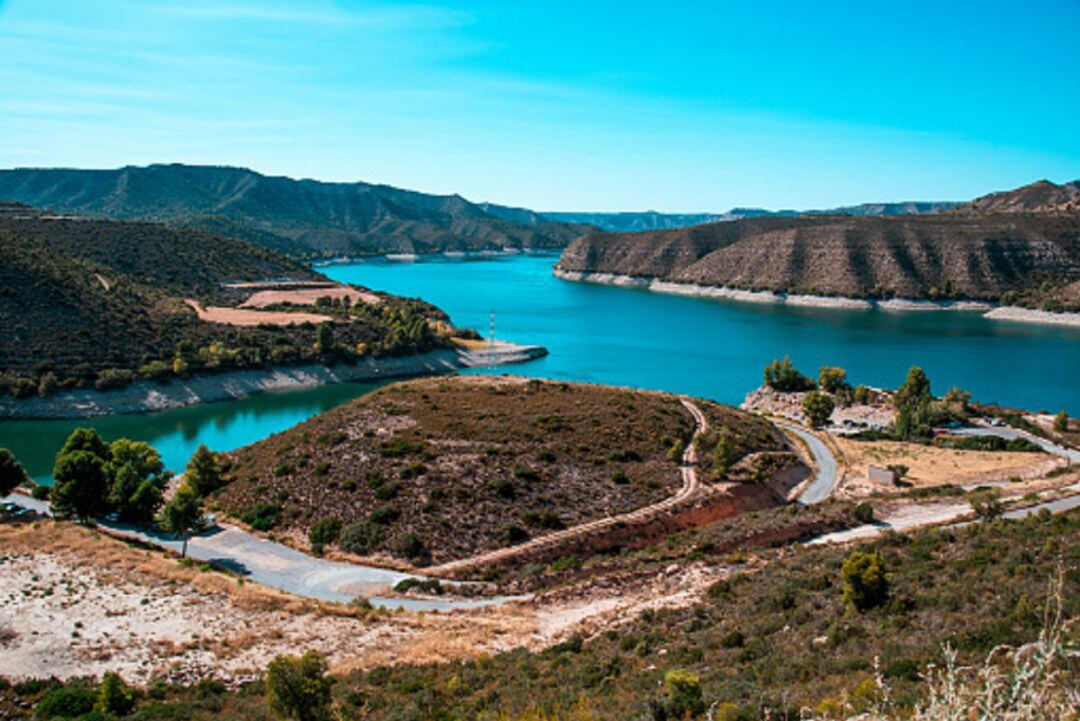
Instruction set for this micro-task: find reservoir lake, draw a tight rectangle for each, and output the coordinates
[3,251,1078,483]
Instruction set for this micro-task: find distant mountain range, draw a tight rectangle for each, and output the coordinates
[484,202,962,233]
[0,164,588,258]
[1,165,1076,260]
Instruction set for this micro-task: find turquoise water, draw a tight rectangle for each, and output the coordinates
[2,251,1078,483]
[325,253,1080,413]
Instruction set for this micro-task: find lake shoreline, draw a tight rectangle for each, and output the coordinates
[553,269,1080,326]
[0,343,547,420]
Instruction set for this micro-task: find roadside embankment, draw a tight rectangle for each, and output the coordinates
[0,342,547,419]
[553,269,1080,326]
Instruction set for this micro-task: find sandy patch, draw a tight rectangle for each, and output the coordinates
[835,437,1062,492]
[0,522,536,684]
[185,300,332,327]
[240,286,380,309]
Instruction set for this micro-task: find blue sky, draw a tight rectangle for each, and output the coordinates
[1,0,1077,211]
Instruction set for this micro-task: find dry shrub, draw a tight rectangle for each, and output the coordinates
[803,569,1078,721]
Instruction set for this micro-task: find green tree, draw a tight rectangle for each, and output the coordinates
[107,439,168,523]
[57,427,112,462]
[710,429,738,474]
[96,671,136,716]
[315,321,335,356]
[802,391,835,428]
[1053,410,1069,433]
[266,651,333,721]
[184,444,222,496]
[818,366,849,394]
[841,550,888,611]
[0,448,29,497]
[894,366,932,409]
[159,483,203,557]
[763,356,815,392]
[51,451,110,522]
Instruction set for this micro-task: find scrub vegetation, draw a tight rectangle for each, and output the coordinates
[217,376,790,565]
[0,214,450,400]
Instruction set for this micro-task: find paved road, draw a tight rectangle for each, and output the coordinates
[809,480,1080,545]
[774,421,838,505]
[3,493,508,611]
[425,397,710,576]
[952,424,1080,463]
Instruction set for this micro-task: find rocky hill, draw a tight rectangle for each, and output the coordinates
[217,375,796,566]
[557,211,1080,302]
[0,164,589,258]
[959,179,1080,214]
[0,212,449,400]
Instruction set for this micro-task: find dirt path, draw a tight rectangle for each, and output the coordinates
[425,398,710,576]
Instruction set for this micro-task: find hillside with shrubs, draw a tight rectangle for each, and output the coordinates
[0,213,451,400]
[216,376,794,565]
[6,507,1074,720]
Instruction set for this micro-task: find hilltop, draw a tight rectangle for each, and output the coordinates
[959,178,1080,214]
[0,164,589,258]
[216,375,800,567]
[556,208,1080,305]
[0,211,452,403]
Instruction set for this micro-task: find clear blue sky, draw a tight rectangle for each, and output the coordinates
[1,0,1078,211]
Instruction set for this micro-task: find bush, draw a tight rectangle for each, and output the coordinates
[393,533,424,559]
[240,503,282,531]
[841,550,888,611]
[97,672,136,716]
[970,489,1004,520]
[340,521,382,554]
[505,524,529,546]
[35,686,96,719]
[308,518,342,546]
[265,651,333,721]
[853,502,874,524]
[1053,410,1068,432]
[662,669,704,719]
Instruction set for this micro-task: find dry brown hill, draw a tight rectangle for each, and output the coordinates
[217,375,796,566]
[557,212,1080,302]
[960,179,1080,214]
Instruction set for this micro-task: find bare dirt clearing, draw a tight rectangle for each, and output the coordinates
[239,285,380,308]
[0,522,536,684]
[185,300,332,327]
[835,436,1061,492]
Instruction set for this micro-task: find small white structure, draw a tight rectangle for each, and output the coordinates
[867,465,897,485]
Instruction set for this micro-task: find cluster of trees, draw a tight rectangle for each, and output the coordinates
[49,430,171,524]
[763,356,815,392]
[1,433,225,558]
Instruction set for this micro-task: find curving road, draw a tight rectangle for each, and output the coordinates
[424,397,710,576]
[952,423,1080,463]
[774,421,838,505]
[2,492,507,611]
